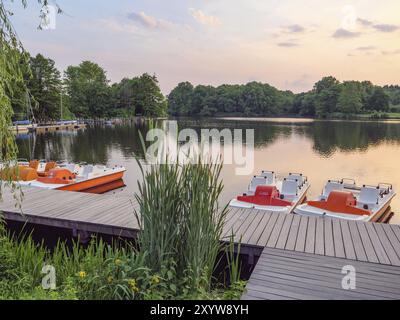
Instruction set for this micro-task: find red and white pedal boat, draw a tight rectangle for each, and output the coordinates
[294,179,396,222]
[229,171,310,213]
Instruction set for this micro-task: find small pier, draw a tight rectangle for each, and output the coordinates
[31,123,86,134]
[1,186,400,299]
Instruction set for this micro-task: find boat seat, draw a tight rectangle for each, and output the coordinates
[29,160,39,170]
[45,162,56,172]
[287,173,305,186]
[78,165,93,180]
[281,179,298,199]
[358,186,380,208]
[248,176,268,193]
[260,171,275,184]
[322,180,344,199]
[66,164,76,173]
[37,162,57,177]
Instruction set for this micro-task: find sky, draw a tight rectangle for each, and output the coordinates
[6,0,400,93]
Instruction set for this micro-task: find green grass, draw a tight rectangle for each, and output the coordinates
[0,221,245,300]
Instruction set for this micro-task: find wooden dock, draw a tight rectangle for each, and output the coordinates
[0,186,138,239]
[32,123,86,134]
[1,186,400,299]
[241,247,400,300]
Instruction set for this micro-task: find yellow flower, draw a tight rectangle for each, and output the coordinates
[115,259,122,266]
[151,275,160,285]
[78,271,86,279]
[128,279,139,292]
[107,276,113,284]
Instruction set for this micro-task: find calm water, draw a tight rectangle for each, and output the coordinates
[16,118,400,224]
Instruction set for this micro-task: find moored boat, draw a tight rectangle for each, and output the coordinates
[294,179,396,222]
[229,171,310,213]
[3,160,126,194]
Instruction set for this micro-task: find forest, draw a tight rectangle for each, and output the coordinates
[12,53,400,121]
[12,53,167,121]
[168,77,400,118]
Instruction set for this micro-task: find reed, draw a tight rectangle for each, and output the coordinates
[134,137,229,293]
[225,233,242,285]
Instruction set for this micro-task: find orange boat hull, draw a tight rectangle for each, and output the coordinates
[82,179,126,194]
[56,171,125,192]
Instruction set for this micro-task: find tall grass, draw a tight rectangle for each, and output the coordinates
[135,140,229,294]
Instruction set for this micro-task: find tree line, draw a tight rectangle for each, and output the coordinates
[168,77,400,118]
[12,53,167,121]
[12,53,400,121]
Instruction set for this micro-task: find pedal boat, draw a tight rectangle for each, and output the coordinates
[5,160,126,193]
[294,179,396,222]
[229,171,310,213]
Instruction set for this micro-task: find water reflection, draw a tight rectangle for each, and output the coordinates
[15,118,400,223]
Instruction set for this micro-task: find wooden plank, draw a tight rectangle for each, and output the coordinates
[356,222,379,263]
[339,219,356,260]
[348,221,368,262]
[222,208,240,233]
[233,210,259,243]
[381,224,400,261]
[332,219,345,258]
[257,251,400,283]
[250,268,400,299]
[373,224,400,266]
[242,247,400,300]
[304,217,316,254]
[364,223,391,265]
[315,218,324,255]
[255,256,400,290]
[222,208,244,237]
[275,214,294,249]
[257,212,279,246]
[324,218,335,257]
[294,216,308,252]
[266,213,286,248]
[241,212,265,244]
[391,225,400,243]
[285,214,301,251]
[247,211,272,246]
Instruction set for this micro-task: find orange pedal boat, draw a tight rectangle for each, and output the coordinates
[13,160,126,194]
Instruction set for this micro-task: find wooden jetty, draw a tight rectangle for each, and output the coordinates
[1,186,400,299]
[241,247,400,300]
[32,123,86,134]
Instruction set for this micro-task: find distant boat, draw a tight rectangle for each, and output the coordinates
[55,120,78,125]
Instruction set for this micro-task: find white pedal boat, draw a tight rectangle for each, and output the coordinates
[294,179,396,222]
[229,171,310,213]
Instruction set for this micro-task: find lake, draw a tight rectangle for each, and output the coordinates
[16,117,400,224]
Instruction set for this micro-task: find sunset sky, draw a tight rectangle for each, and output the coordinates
[7,0,400,93]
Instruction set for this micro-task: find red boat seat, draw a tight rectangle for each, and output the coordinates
[237,185,293,207]
[308,190,371,216]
